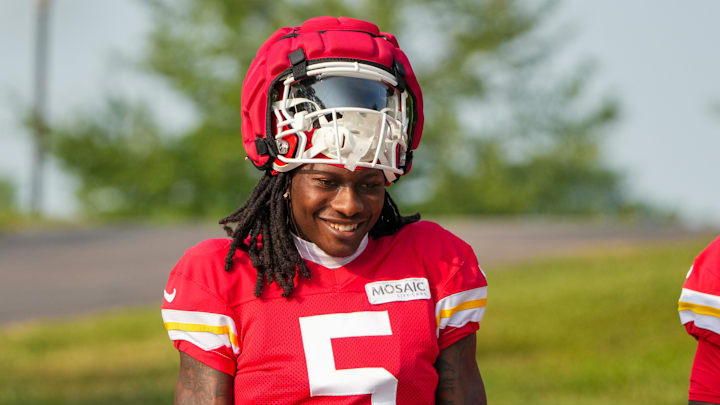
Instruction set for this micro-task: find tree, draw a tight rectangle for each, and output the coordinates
[0,177,19,227]
[51,0,636,219]
[0,177,16,211]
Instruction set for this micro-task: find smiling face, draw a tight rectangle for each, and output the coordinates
[289,164,386,257]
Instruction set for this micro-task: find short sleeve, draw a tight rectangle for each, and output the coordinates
[434,238,488,350]
[688,335,720,403]
[161,240,240,376]
[679,236,720,339]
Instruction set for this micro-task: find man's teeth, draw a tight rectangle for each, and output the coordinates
[328,222,358,232]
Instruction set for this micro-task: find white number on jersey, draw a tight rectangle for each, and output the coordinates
[299,311,398,405]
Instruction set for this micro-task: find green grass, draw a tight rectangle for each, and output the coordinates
[0,308,177,405]
[478,240,704,405]
[0,239,707,404]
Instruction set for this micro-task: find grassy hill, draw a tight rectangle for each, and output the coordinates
[478,240,703,404]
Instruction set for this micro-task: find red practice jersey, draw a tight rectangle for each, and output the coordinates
[161,220,488,405]
[678,235,720,404]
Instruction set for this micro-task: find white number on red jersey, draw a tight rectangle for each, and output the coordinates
[299,311,398,405]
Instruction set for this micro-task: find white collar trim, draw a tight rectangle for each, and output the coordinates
[292,233,368,269]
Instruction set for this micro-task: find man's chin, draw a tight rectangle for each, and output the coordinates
[315,234,366,257]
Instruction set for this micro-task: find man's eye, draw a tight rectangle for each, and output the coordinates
[361,182,383,190]
[314,178,336,188]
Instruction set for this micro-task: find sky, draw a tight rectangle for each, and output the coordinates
[1,0,718,225]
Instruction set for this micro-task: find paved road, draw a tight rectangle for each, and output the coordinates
[0,220,715,325]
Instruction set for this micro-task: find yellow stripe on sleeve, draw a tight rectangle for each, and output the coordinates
[436,298,487,328]
[164,322,240,348]
[678,301,720,319]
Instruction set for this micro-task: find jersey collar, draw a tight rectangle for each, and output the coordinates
[292,233,369,269]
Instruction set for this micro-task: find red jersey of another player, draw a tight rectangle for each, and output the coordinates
[161,220,487,405]
[678,236,720,404]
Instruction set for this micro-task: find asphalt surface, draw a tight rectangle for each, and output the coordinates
[0,219,715,325]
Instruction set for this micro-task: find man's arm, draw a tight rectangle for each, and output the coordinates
[435,332,487,405]
[175,352,233,405]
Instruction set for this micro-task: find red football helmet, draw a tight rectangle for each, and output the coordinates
[241,16,424,182]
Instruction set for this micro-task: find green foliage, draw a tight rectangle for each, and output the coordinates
[0,177,20,227]
[0,177,16,212]
[53,98,259,219]
[51,0,638,219]
[0,240,704,404]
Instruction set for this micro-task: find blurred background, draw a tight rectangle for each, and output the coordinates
[0,0,719,404]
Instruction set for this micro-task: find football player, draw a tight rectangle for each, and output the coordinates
[162,16,488,404]
[679,236,720,404]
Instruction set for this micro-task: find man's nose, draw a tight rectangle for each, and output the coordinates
[331,186,364,217]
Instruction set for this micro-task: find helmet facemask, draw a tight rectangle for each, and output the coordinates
[271,61,412,182]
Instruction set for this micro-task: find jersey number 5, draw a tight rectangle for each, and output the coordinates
[299,311,398,405]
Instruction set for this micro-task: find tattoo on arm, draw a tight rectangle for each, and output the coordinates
[175,352,233,405]
[435,355,457,404]
[435,333,487,405]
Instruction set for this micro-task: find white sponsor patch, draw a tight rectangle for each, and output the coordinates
[365,277,431,305]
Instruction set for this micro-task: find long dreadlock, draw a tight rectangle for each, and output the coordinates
[219,171,420,298]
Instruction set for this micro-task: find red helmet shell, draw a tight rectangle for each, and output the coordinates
[241,16,424,176]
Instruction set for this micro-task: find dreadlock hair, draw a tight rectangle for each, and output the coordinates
[219,171,420,298]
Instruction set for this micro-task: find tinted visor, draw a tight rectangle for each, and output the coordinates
[287,76,397,116]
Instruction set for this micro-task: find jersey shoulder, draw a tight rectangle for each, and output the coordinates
[393,220,474,257]
[162,239,244,375]
[390,220,486,294]
[394,222,488,349]
[178,238,232,263]
[169,238,256,304]
[171,238,231,278]
[683,236,720,295]
[679,235,720,337]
